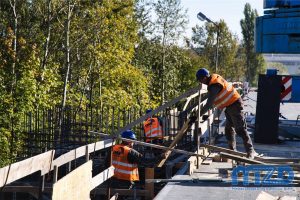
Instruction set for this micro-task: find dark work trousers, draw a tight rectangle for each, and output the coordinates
[224,99,254,153]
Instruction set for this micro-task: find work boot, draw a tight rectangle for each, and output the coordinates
[227,140,237,151]
[246,150,258,159]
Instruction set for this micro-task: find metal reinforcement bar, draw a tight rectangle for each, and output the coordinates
[112,86,200,137]
[90,131,207,158]
[146,178,224,183]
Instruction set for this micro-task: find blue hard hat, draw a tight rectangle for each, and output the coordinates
[196,68,210,81]
[121,130,136,140]
[146,109,152,114]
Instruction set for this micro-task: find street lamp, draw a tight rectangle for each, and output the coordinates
[197,12,219,73]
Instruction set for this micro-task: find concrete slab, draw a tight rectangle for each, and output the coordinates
[155,162,300,200]
[155,91,300,200]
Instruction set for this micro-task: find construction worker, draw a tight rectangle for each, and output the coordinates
[143,109,164,144]
[111,130,164,189]
[196,68,256,159]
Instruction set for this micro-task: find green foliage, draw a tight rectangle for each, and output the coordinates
[0,128,11,167]
[134,0,189,104]
[0,0,149,166]
[267,62,289,75]
[1,0,261,168]
[100,64,150,109]
[191,20,244,81]
[153,0,188,44]
[240,3,265,85]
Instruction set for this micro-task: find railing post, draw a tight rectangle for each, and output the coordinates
[197,84,202,168]
[107,147,112,200]
[53,165,58,183]
[208,109,212,145]
[85,145,89,162]
[38,172,45,199]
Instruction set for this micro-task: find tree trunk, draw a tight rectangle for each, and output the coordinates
[59,0,74,145]
[61,1,72,109]
[9,0,18,159]
[161,26,167,105]
[41,0,52,81]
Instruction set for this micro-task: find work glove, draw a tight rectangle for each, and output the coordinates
[188,115,197,124]
[202,114,209,121]
[160,152,168,159]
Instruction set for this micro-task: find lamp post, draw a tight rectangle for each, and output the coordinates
[197,12,219,73]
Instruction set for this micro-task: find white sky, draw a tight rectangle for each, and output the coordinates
[182,0,264,40]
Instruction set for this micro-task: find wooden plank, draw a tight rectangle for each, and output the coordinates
[157,118,193,167]
[52,139,114,169]
[220,152,266,164]
[187,147,206,175]
[92,132,206,158]
[202,144,300,166]
[52,161,92,200]
[112,86,201,136]
[187,156,198,175]
[110,194,118,200]
[145,168,154,200]
[201,158,213,165]
[0,150,54,187]
[91,166,114,189]
[201,144,261,159]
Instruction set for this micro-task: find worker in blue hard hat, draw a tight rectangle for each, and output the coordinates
[196,68,257,159]
[111,130,165,190]
[111,130,139,185]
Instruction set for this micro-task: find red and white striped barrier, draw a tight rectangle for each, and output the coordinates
[281,76,292,101]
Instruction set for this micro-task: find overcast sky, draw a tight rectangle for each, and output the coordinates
[182,0,264,40]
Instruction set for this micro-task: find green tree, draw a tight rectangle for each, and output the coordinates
[0,0,151,166]
[240,3,265,85]
[267,62,289,75]
[191,20,244,81]
[153,0,188,104]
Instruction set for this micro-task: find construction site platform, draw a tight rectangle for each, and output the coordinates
[156,89,300,200]
[155,161,300,200]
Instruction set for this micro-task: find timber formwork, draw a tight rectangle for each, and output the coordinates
[1,85,218,200]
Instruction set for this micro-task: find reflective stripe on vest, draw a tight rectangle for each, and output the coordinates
[112,145,139,181]
[143,118,163,139]
[144,127,163,137]
[114,168,139,175]
[112,160,138,168]
[209,74,240,109]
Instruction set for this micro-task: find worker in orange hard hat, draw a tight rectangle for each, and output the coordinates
[196,68,257,159]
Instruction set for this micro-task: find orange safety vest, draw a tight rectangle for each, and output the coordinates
[143,117,163,142]
[209,74,240,109]
[112,144,139,181]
